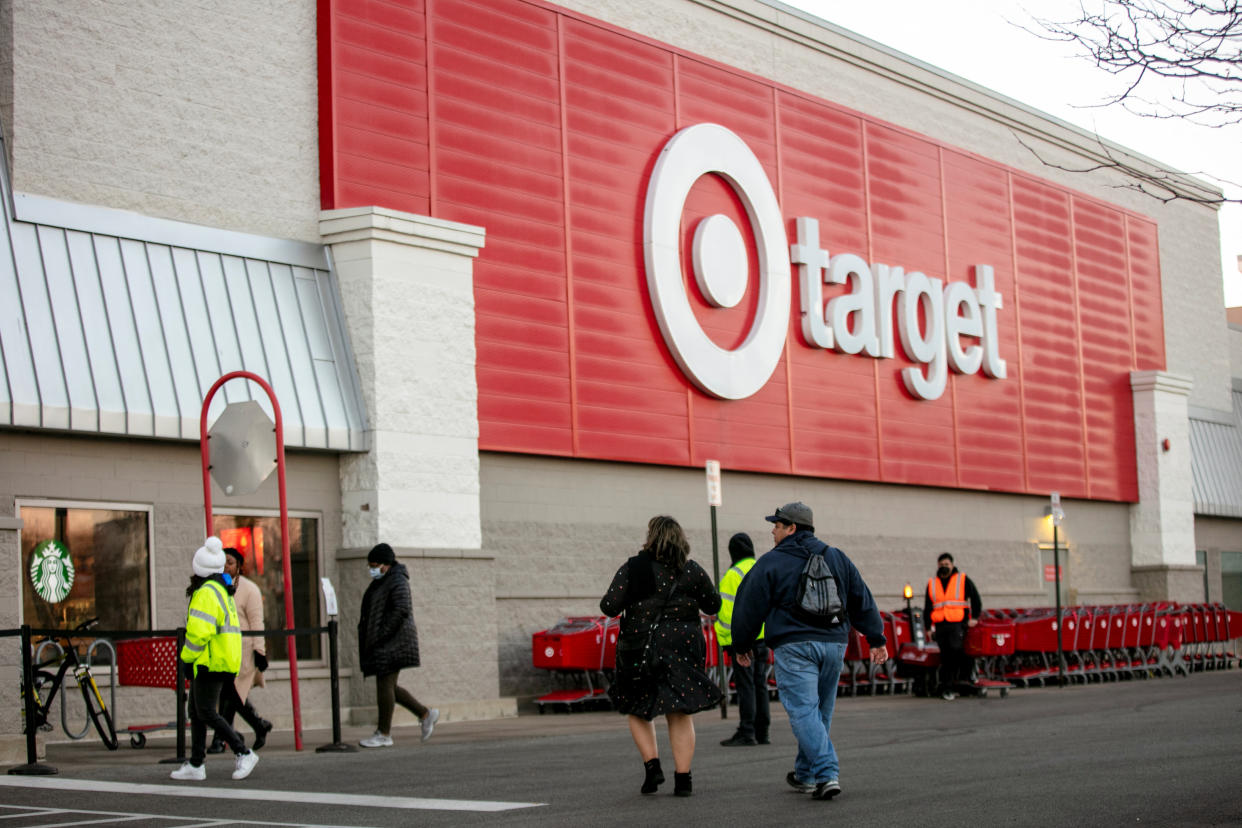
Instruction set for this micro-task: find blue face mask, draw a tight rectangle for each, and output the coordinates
[368,566,383,580]
[221,573,233,586]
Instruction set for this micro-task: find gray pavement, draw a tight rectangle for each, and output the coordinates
[3,669,1241,827]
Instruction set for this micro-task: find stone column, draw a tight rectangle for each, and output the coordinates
[1129,370,1201,601]
[320,207,486,551]
[1,513,25,762]
[321,209,511,723]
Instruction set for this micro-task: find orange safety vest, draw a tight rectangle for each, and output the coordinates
[928,572,969,623]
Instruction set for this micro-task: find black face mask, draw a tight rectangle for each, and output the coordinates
[937,566,951,578]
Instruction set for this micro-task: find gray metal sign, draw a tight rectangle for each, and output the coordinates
[209,400,277,496]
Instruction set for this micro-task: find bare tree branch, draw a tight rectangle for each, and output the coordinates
[1011,129,1241,204]
[1025,0,1242,127]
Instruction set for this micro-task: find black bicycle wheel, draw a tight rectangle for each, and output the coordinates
[80,674,118,750]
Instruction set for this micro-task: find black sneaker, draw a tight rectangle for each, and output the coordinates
[206,739,225,755]
[720,733,758,747]
[812,779,842,800]
[756,734,770,745]
[786,771,815,793]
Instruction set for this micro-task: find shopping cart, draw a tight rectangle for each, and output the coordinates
[532,617,618,713]
[115,635,184,748]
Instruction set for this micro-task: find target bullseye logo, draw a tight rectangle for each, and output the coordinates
[643,123,1006,402]
[643,123,791,400]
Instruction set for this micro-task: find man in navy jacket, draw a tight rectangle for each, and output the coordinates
[731,502,887,801]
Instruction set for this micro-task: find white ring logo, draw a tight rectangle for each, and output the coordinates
[643,123,790,400]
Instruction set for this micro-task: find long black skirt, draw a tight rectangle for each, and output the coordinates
[609,620,722,720]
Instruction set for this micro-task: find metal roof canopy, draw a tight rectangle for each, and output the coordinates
[1190,389,1242,518]
[0,127,368,452]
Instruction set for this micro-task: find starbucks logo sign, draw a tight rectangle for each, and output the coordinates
[30,539,75,603]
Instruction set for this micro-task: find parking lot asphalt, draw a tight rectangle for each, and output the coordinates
[3,669,1241,827]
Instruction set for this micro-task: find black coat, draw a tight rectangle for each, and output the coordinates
[357,563,420,677]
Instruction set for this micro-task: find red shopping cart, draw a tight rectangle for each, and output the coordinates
[115,636,185,748]
[532,617,618,713]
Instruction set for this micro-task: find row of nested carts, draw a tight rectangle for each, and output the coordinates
[530,602,1242,711]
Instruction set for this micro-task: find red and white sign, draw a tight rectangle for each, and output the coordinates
[705,459,722,507]
[1044,565,1064,582]
[318,0,1164,501]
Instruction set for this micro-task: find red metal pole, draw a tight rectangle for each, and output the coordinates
[199,370,304,750]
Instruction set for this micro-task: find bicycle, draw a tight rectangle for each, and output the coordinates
[20,617,119,750]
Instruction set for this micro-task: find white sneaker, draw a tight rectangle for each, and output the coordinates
[170,761,205,781]
[360,731,393,748]
[232,750,259,780]
[421,709,439,743]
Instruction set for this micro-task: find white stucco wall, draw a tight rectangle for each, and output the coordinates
[1230,325,1242,383]
[6,0,320,242]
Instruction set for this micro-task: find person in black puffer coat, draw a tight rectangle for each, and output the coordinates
[357,543,439,748]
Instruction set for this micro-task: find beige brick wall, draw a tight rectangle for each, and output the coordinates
[483,452,1136,700]
[5,0,320,242]
[0,510,20,747]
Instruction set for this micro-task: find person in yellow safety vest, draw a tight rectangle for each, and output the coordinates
[170,536,260,783]
[716,532,770,747]
[923,553,982,701]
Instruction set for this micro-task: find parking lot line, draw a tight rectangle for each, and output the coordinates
[0,777,544,813]
[1,804,372,827]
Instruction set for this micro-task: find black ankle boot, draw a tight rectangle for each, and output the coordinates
[641,758,665,794]
[674,771,692,797]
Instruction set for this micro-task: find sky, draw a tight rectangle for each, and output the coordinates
[780,0,1242,307]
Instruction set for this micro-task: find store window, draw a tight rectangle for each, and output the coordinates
[1221,551,1242,611]
[19,502,152,632]
[212,512,321,661]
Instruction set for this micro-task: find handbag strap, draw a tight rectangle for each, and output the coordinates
[647,569,680,629]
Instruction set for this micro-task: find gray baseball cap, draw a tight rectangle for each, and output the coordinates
[765,501,813,526]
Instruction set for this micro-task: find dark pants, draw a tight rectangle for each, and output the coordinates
[219,682,265,733]
[725,644,770,740]
[189,672,245,765]
[376,671,428,734]
[934,622,974,691]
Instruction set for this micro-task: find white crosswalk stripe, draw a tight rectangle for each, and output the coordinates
[0,777,544,813]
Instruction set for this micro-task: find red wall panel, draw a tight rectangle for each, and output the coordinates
[319,0,1166,501]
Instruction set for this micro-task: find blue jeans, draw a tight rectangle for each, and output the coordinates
[774,639,847,783]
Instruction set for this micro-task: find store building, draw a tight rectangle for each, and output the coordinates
[3,0,1241,758]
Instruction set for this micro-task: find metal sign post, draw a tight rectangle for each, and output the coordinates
[1049,492,1067,687]
[705,460,727,718]
[200,371,304,750]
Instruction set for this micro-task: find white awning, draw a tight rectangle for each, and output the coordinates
[0,134,367,451]
[1190,389,1242,518]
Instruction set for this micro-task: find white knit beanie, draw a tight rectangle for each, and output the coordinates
[192,536,226,578]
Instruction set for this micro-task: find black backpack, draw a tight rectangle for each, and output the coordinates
[792,548,845,627]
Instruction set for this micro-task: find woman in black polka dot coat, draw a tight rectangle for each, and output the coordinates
[601,515,723,797]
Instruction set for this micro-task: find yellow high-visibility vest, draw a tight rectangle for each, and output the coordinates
[180,579,242,675]
[715,558,763,646]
